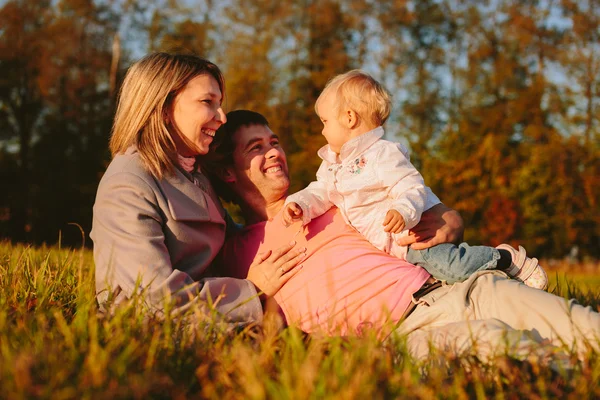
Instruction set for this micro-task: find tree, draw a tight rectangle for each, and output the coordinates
[216,0,362,192]
[0,0,120,244]
[0,0,55,241]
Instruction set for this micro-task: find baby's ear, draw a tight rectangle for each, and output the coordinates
[346,110,359,128]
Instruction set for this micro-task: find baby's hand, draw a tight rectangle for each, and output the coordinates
[283,202,303,226]
[383,210,405,233]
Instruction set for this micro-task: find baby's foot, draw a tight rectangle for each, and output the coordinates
[496,244,549,290]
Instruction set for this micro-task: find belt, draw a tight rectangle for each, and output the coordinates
[400,277,443,320]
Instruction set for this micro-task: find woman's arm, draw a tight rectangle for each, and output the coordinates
[92,170,271,323]
[395,203,464,250]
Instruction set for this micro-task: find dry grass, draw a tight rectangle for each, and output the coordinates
[0,241,599,399]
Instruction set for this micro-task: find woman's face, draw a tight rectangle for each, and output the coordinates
[170,74,226,157]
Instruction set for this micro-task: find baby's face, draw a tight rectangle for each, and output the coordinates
[316,92,351,154]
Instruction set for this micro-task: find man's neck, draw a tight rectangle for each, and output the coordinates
[240,193,287,225]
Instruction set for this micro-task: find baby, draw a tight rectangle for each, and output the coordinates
[283,70,547,289]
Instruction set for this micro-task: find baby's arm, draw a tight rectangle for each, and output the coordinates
[282,202,304,226]
[383,209,406,233]
[284,162,334,225]
[377,143,427,231]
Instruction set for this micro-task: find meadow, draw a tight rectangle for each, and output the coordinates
[1,241,599,399]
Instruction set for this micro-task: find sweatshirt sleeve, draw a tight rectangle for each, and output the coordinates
[285,162,334,225]
[376,142,427,230]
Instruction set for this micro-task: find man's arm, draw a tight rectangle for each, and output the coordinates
[395,203,464,250]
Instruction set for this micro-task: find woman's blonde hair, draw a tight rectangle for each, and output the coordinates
[110,52,225,179]
[315,70,391,128]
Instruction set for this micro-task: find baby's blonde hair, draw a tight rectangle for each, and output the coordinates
[110,52,225,179]
[315,70,391,128]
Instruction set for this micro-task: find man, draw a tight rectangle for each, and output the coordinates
[207,110,599,361]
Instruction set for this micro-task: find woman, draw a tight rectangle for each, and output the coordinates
[91,53,306,323]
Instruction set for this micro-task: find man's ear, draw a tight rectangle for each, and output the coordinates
[216,166,236,183]
[346,110,359,129]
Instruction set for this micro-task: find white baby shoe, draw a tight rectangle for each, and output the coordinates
[496,244,549,290]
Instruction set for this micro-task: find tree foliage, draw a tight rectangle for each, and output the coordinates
[0,0,598,258]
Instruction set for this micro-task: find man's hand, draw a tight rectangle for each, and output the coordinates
[396,203,464,250]
[282,202,303,226]
[383,209,406,233]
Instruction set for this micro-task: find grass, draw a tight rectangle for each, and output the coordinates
[547,271,600,296]
[0,241,599,399]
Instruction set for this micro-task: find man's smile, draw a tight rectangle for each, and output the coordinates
[264,165,283,174]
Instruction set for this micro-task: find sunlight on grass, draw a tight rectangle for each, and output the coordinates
[0,241,599,398]
[548,272,600,296]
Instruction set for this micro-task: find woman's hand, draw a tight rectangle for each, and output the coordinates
[396,203,464,250]
[246,241,306,298]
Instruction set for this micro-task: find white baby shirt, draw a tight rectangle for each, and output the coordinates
[286,126,440,259]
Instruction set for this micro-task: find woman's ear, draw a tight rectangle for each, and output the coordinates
[163,94,176,125]
[346,110,358,129]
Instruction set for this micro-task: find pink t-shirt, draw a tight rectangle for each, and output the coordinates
[221,207,430,336]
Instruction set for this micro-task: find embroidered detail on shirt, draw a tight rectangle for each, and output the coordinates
[347,156,367,174]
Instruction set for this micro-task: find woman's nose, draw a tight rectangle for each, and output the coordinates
[216,107,227,124]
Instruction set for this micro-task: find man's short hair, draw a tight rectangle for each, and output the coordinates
[202,110,270,202]
[315,70,391,128]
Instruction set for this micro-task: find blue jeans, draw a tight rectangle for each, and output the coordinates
[406,242,500,284]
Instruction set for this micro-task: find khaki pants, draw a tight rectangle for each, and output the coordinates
[394,271,600,361]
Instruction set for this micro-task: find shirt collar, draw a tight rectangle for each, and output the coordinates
[317,126,385,163]
[178,154,197,173]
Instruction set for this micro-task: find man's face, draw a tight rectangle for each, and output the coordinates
[226,124,290,201]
